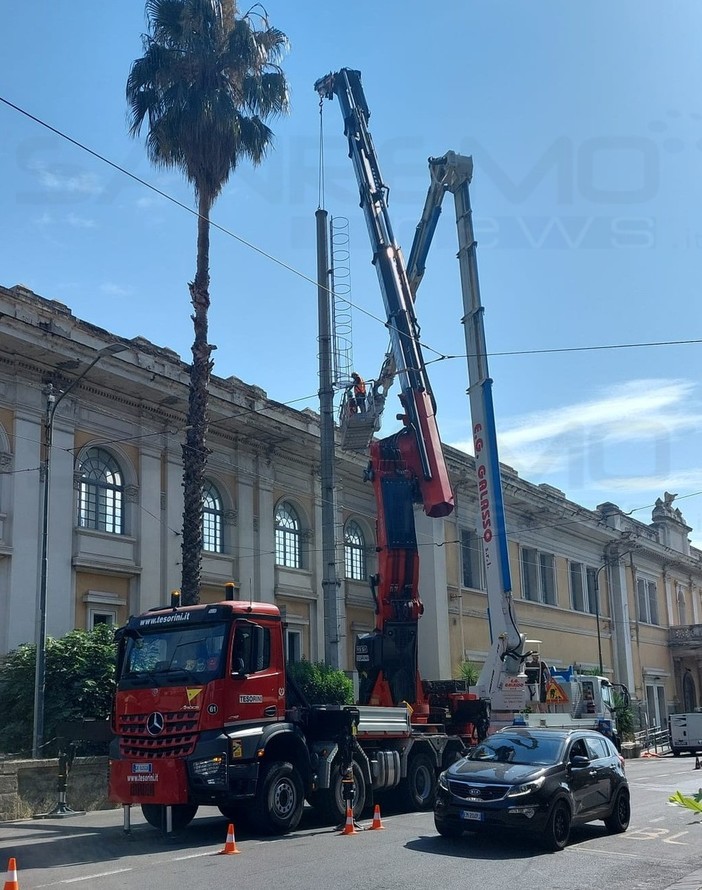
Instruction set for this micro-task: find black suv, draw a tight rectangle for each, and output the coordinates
[434,727,630,851]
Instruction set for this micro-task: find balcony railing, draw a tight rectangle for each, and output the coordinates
[668,624,702,649]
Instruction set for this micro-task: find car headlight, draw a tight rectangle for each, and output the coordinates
[438,770,449,791]
[507,776,545,797]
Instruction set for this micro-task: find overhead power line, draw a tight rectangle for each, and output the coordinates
[1,95,700,364]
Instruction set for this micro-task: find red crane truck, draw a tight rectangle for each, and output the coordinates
[108,69,487,837]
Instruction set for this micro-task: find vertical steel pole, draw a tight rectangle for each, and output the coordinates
[317,208,341,668]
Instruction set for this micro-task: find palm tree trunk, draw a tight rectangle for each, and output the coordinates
[181,190,214,604]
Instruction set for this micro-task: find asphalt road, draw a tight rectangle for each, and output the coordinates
[1,754,701,890]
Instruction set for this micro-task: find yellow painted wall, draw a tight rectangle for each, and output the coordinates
[74,572,130,630]
[0,408,14,443]
[75,429,140,471]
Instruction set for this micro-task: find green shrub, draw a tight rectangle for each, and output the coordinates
[457,661,479,684]
[286,659,354,705]
[0,624,116,758]
[612,691,635,741]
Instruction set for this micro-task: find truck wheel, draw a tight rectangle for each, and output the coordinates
[141,803,198,832]
[543,799,571,851]
[400,752,437,811]
[251,761,304,835]
[672,748,681,757]
[218,804,246,825]
[312,757,367,824]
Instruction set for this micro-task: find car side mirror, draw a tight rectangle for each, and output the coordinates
[232,657,246,677]
[569,755,590,768]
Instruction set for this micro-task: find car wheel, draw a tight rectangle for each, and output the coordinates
[434,815,463,838]
[604,788,631,833]
[544,800,571,851]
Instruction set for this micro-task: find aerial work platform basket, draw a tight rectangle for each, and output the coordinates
[338,382,384,451]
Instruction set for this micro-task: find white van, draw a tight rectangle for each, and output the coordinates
[669,712,702,756]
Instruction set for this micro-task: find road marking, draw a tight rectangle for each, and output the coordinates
[623,827,689,846]
[36,868,133,886]
[663,832,688,846]
[172,850,220,861]
[573,848,682,866]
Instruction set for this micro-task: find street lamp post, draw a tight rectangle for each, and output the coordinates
[593,563,607,676]
[32,343,128,759]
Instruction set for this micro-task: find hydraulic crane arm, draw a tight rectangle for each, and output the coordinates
[407,152,528,707]
[315,69,453,519]
[316,69,454,712]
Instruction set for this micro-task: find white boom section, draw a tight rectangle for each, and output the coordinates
[407,152,528,711]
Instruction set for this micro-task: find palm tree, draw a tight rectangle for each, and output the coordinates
[127,0,289,603]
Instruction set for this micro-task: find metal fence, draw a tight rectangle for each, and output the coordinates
[634,726,670,754]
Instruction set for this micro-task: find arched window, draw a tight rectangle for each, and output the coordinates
[344,520,366,580]
[682,671,697,712]
[275,501,301,568]
[78,447,124,534]
[203,480,223,553]
[676,583,687,626]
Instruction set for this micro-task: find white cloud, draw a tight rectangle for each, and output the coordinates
[28,160,103,196]
[66,213,96,229]
[449,379,702,478]
[100,282,133,298]
[136,195,161,209]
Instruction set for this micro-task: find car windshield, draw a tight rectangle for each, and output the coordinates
[121,622,227,685]
[468,734,564,765]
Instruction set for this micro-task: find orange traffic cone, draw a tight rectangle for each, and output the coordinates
[3,858,19,890]
[340,804,357,835]
[368,804,384,830]
[219,823,241,855]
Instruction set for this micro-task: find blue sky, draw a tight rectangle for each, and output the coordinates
[2,2,702,543]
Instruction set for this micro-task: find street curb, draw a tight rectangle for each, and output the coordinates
[664,868,702,890]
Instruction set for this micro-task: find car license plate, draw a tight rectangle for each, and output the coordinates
[460,810,483,822]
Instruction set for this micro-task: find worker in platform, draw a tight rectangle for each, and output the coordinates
[350,372,366,413]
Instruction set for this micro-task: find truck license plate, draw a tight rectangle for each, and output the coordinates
[460,809,483,821]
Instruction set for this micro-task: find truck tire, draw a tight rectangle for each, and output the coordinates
[218,804,246,825]
[250,761,304,835]
[399,751,437,811]
[310,757,367,824]
[141,803,198,832]
[671,748,681,757]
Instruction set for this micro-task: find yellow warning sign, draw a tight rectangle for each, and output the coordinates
[545,679,568,703]
[186,687,202,703]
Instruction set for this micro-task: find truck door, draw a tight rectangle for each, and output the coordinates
[225,620,284,725]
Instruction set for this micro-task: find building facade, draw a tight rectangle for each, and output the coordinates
[0,283,700,729]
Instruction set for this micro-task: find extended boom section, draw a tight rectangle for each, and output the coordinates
[315,69,453,519]
[408,152,528,712]
[316,69,454,713]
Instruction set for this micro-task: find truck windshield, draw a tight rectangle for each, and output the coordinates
[121,623,227,686]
